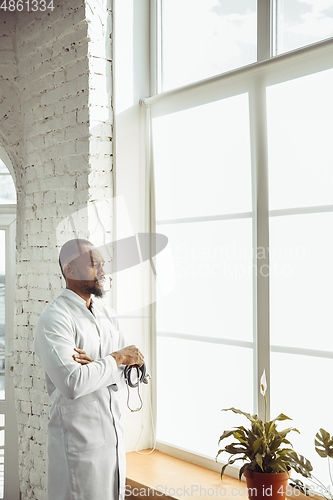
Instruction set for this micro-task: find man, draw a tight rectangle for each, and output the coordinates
[34,238,144,500]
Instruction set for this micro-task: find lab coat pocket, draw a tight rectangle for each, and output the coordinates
[60,400,105,453]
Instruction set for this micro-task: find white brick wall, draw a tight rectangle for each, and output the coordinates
[0,13,23,174]
[0,1,114,497]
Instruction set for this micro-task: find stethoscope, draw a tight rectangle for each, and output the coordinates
[124,363,151,412]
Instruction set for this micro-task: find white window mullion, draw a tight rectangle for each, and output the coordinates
[257,0,273,62]
[249,80,271,421]
[149,0,161,96]
[271,0,278,56]
[145,102,158,447]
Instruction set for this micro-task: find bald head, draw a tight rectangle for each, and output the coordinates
[59,239,94,279]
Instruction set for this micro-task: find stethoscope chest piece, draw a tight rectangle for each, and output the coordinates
[124,363,151,411]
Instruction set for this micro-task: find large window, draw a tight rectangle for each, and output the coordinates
[153,94,254,459]
[157,0,333,92]
[267,67,333,483]
[144,0,333,484]
[274,0,333,55]
[160,0,257,91]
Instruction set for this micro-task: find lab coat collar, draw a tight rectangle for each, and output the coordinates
[60,288,89,308]
[60,289,100,324]
[60,288,96,317]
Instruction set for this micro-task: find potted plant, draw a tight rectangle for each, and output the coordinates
[216,370,313,500]
[291,428,333,499]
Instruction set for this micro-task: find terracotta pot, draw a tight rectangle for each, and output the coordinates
[243,469,289,500]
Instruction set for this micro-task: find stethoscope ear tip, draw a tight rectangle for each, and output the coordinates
[142,373,151,384]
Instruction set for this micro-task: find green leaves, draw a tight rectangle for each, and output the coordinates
[225,444,248,455]
[253,438,263,455]
[221,407,259,424]
[220,456,248,479]
[269,436,282,453]
[217,407,313,478]
[286,451,313,478]
[273,413,292,422]
[289,479,311,496]
[279,427,300,438]
[255,452,263,471]
[238,463,250,480]
[315,428,333,459]
[265,456,289,473]
[218,429,235,445]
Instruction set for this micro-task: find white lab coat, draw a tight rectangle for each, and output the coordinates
[34,289,129,500]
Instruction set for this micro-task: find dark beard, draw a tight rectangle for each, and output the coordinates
[81,280,104,298]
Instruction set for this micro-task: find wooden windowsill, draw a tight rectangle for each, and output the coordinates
[126,449,245,499]
[126,450,312,500]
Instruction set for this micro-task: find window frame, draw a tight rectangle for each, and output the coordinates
[0,146,19,498]
[144,0,333,476]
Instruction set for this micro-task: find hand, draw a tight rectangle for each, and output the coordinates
[73,348,94,365]
[111,345,144,368]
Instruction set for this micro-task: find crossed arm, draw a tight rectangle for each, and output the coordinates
[34,307,145,399]
[73,345,144,367]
